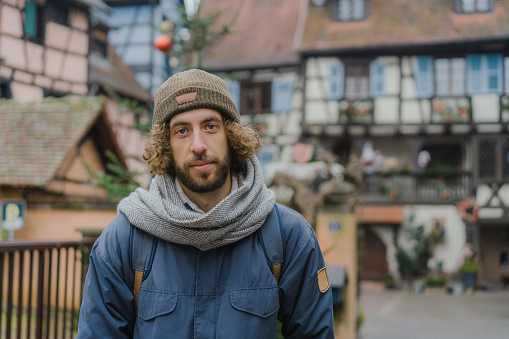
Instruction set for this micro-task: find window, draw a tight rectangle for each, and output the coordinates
[48,1,69,26]
[435,58,466,96]
[91,38,108,58]
[466,54,503,95]
[455,0,493,14]
[240,82,272,114]
[24,1,45,41]
[0,80,11,99]
[335,0,367,22]
[477,137,509,181]
[345,62,369,99]
[329,59,385,100]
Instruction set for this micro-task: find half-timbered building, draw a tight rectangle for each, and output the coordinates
[0,0,110,101]
[299,0,509,286]
[104,0,182,96]
[201,0,305,175]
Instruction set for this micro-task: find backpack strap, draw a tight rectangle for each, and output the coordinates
[259,204,285,284]
[129,225,158,314]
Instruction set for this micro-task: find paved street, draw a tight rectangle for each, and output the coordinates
[358,283,509,339]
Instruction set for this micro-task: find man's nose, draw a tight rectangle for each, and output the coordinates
[190,132,207,154]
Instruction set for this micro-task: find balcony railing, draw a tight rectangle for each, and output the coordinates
[0,240,89,339]
[362,171,472,203]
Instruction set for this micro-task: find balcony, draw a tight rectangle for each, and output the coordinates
[361,170,472,203]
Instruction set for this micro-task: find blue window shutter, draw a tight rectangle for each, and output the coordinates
[415,56,434,98]
[271,79,294,113]
[467,54,483,95]
[370,60,385,98]
[486,54,503,94]
[24,1,37,38]
[226,80,240,110]
[329,60,344,100]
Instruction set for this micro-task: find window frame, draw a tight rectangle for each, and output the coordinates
[0,79,12,99]
[455,0,493,14]
[47,0,70,26]
[23,1,46,43]
[239,81,272,115]
[333,0,368,22]
[344,59,370,100]
[434,57,466,97]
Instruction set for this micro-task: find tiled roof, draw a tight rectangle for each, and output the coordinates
[89,45,151,102]
[201,0,303,70]
[300,0,509,53]
[0,97,105,187]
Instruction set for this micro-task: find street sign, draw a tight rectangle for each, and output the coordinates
[1,199,26,231]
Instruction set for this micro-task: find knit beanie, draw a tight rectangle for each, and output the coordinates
[153,69,240,125]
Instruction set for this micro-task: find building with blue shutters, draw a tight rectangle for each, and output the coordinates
[299,0,509,287]
[201,0,509,289]
[104,0,183,96]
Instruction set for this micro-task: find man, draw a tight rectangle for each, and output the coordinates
[77,69,334,338]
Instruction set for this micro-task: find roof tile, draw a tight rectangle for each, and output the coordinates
[0,97,104,187]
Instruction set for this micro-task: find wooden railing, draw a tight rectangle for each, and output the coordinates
[0,240,90,339]
[362,171,473,203]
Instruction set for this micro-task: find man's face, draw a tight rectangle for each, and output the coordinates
[168,108,230,193]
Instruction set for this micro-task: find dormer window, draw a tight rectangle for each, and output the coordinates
[335,0,367,22]
[455,0,493,14]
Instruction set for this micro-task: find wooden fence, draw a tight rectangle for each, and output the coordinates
[0,240,90,339]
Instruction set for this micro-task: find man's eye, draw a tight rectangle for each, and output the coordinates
[205,124,217,130]
[176,128,187,135]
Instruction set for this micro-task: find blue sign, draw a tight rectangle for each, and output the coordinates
[329,221,341,232]
[1,200,26,231]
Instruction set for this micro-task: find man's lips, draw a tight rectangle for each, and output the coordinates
[190,161,213,172]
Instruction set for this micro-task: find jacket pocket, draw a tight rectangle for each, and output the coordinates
[229,287,279,318]
[138,290,177,320]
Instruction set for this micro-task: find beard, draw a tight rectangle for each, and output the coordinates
[174,152,231,194]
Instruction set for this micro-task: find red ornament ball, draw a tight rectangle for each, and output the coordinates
[154,35,172,53]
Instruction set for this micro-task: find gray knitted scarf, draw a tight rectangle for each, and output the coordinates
[117,156,275,251]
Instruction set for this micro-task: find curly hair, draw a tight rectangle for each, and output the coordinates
[142,119,261,176]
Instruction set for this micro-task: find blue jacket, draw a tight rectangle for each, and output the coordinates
[77,204,334,338]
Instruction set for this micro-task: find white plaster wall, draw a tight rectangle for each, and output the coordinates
[401,99,431,123]
[70,9,89,31]
[2,0,22,7]
[305,101,331,124]
[400,205,466,273]
[477,183,509,220]
[0,66,13,79]
[374,97,399,124]
[305,77,324,99]
[472,94,500,122]
[62,54,87,83]
[34,75,52,88]
[68,30,89,55]
[401,57,418,99]
[0,36,27,69]
[26,42,45,73]
[45,23,72,51]
[1,5,23,37]
[72,83,89,95]
[10,82,43,102]
[45,49,65,78]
